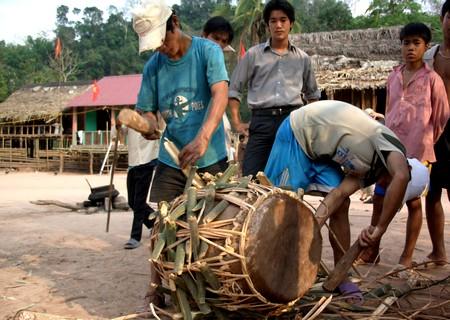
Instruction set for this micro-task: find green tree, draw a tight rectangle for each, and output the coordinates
[352,0,441,41]
[173,0,232,32]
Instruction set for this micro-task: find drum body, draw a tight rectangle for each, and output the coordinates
[150,182,322,314]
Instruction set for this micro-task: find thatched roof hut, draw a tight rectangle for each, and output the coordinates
[289,26,403,97]
[0,81,91,124]
[310,55,398,92]
[291,26,402,61]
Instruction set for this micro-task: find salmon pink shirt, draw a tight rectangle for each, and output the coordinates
[386,64,449,162]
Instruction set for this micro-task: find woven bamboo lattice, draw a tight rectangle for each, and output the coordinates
[149,164,322,319]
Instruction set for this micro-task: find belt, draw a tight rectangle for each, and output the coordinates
[251,105,300,116]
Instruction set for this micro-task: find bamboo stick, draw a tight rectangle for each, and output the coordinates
[163,139,205,188]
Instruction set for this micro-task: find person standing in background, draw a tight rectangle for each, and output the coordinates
[228,0,320,177]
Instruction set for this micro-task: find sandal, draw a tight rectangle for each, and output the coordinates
[337,281,364,305]
[124,238,141,249]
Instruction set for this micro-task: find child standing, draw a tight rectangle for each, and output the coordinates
[359,23,449,267]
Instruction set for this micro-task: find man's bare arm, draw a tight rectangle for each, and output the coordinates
[359,151,409,246]
[315,175,360,226]
[228,98,249,136]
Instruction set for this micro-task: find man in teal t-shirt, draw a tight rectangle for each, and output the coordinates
[133,0,229,204]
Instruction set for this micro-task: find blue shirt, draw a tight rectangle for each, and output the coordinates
[136,37,229,168]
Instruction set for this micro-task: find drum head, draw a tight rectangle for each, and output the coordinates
[243,192,322,303]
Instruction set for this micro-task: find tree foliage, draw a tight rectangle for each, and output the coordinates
[351,0,442,42]
[0,0,444,103]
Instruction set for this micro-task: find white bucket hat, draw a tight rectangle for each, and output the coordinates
[132,0,173,53]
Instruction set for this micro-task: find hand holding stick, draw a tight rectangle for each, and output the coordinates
[163,138,205,188]
[117,109,161,139]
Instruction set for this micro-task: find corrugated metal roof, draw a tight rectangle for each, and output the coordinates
[67,74,142,108]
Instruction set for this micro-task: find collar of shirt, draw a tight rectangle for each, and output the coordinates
[263,38,295,53]
[392,62,433,81]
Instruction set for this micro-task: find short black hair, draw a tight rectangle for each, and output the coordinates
[263,0,295,25]
[203,16,234,43]
[442,0,450,18]
[399,22,431,44]
[166,10,182,32]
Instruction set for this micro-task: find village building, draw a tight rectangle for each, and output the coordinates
[0,75,143,173]
[0,81,90,172]
[0,27,403,172]
[292,26,402,114]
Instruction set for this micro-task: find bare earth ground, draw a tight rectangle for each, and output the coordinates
[0,171,449,319]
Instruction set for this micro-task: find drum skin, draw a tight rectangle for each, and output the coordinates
[243,193,322,303]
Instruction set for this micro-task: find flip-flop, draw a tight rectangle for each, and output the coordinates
[337,281,364,305]
[124,238,141,249]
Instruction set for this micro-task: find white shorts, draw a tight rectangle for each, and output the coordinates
[402,158,429,204]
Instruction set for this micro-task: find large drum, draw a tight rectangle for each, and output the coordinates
[150,172,322,316]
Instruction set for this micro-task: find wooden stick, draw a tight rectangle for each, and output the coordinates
[367,296,398,320]
[323,240,362,292]
[14,311,81,320]
[30,200,82,211]
[106,129,119,233]
[163,139,205,188]
[117,109,153,135]
[256,171,273,186]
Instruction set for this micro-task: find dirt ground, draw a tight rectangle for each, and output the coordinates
[0,171,449,319]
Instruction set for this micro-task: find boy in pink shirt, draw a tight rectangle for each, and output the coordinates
[359,22,449,267]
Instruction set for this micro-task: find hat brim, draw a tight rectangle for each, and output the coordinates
[138,24,167,53]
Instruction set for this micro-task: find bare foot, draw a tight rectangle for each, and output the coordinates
[398,256,413,268]
[424,253,448,266]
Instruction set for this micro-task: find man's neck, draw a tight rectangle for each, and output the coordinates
[442,38,450,53]
[270,37,289,52]
[170,32,192,60]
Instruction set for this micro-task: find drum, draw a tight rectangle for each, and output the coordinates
[149,173,322,315]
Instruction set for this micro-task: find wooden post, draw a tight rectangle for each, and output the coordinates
[46,138,49,170]
[59,150,64,174]
[35,138,40,170]
[89,151,94,175]
[72,109,77,147]
[9,138,12,167]
[361,89,365,109]
[372,88,377,112]
[110,108,116,127]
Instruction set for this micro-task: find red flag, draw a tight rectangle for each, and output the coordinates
[92,80,99,101]
[239,40,246,59]
[54,37,62,59]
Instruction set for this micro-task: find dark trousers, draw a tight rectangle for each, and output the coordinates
[150,158,228,203]
[127,160,157,241]
[242,113,290,177]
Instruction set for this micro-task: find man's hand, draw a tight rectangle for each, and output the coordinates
[228,98,249,137]
[142,130,161,140]
[141,112,161,140]
[359,225,385,247]
[233,121,249,137]
[178,135,209,169]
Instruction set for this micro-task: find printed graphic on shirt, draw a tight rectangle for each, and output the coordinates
[332,146,370,176]
[160,89,206,122]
